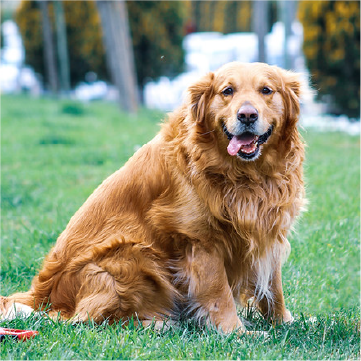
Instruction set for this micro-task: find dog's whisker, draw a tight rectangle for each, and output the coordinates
[200,129,215,136]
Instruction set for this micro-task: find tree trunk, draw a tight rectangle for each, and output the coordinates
[39,1,58,94]
[53,0,71,94]
[253,1,268,63]
[96,0,138,113]
[279,1,297,69]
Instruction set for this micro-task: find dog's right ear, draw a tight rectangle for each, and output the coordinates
[188,72,214,124]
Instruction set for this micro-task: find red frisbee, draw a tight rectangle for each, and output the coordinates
[0,327,39,341]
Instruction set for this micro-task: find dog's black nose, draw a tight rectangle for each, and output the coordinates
[237,104,258,125]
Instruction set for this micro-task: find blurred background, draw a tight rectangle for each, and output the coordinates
[1,0,360,130]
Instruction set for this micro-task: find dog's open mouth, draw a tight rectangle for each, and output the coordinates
[222,123,273,160]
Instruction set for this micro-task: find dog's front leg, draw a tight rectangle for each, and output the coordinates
[257,262,293,324]
[187,243,245,333]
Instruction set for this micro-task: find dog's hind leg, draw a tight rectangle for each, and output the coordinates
[69,263,125,323]
[69,244,178,324]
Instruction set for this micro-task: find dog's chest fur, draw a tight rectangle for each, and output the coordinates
[147,158,301,300]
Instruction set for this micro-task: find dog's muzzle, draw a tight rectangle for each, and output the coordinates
[222,123,274,161]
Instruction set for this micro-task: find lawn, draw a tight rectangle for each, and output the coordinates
[1,95,360,360]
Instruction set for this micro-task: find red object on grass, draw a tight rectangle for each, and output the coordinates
[0,327,39,341]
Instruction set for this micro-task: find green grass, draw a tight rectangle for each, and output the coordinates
[1,95,360,359]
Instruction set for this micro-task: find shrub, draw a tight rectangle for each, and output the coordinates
[185,1,252,33]
[15,1,186,91]
[184,1,277,34]
[298,1,360,118]
[61,101,85,116]
[15,1,108,87]
[126,1,186,88]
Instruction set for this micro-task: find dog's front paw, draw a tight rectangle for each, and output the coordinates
[215,315,245,334]
[283,309,294,323]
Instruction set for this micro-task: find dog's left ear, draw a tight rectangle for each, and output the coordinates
[276,69,307,149]
[188,72,214,123]
[278,69,302,124]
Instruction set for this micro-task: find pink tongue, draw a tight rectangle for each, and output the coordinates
[227,134,256,156]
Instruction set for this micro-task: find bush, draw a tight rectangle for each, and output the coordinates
[126,1,186,88]
[15,1,108,87]
[184,1,277,34]
[298,1,360,118]
[15,1,186,91]
[61,101,85,116]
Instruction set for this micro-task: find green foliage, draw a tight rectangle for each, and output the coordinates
[61,101,85,116]
[298,1,360,118]
[14,1,186,90]
[184,1,277,34]
[185,1,253,33]
[1,94,360,359]
[126,1,186,87]
[15,1,108,87]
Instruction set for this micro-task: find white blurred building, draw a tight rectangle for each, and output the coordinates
[0,20,41,94]
[1,19,24,66]
[144,21,307,111]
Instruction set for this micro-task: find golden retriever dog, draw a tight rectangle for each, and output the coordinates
[1,62,305,333]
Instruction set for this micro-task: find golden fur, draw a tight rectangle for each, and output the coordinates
[1,62,305,333]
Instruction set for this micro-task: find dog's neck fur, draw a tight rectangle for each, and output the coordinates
[163,105,305,257]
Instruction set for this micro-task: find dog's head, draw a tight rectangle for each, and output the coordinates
[188,62,302,162]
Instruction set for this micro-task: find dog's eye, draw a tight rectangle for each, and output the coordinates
[261,87,273,95]
[222,87,234,96]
